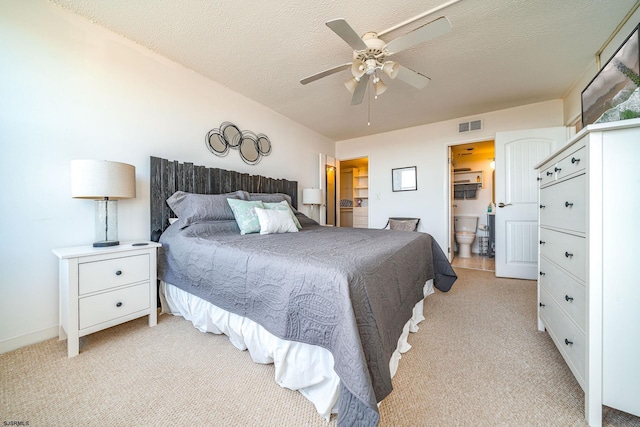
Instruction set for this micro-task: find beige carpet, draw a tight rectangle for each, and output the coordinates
[2,268,639,426]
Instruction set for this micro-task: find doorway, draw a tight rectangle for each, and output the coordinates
[325,164,336,226]
[449,140,495,272]
[337,157,369,228]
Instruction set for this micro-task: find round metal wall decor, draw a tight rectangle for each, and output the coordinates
[220,121,241,148]
[205,128,229,156]
[205,121,272,164]
[239,131,261,165]
[256,134,272,156]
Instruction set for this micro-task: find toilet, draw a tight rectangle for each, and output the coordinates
[454,215,479,258]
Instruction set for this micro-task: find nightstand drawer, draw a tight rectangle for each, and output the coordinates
[79,282,150,330]
[79,254,150,295]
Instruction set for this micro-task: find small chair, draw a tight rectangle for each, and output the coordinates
[383,217,420,231]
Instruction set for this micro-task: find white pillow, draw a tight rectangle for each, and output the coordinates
[255,207,298,235]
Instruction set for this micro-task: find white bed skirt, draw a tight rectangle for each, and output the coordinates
[160,279,434,420]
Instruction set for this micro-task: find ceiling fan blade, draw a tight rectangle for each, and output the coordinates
[396,65,431,89]
[300,63,351,85]
[326,18,368,51]
[384,16,452,55]
[351,74,370,105]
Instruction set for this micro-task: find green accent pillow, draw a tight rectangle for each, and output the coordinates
[264,200,302,229]
[227,199,265,235]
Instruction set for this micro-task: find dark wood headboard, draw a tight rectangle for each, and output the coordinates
[150,156,298,240]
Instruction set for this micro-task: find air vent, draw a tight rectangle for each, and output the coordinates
[458,119,483,133]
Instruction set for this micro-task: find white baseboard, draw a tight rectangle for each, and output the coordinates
[0,326,59,354]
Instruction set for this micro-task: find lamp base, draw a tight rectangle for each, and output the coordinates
[93,240,120,248]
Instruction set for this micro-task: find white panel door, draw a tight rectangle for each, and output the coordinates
[495,127,566,279]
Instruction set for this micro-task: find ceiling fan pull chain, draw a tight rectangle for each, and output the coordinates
[367,80,371,126]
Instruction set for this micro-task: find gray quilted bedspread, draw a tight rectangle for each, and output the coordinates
[158,216,456,426]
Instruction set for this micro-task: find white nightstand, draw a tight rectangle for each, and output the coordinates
[52,241,161,357]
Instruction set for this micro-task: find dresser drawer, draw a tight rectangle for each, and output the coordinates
[539,288,586,389]
[353,216,368,228]
[79,282,150,330]
[539,174,585,233]
[539,257,585,331]
[79,254,150,295]
[539,228,585,281]
[539,164,557,186]
[555,145,586,180]
[353,207,368,218]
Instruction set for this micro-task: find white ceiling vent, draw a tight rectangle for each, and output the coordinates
[458,119,483,133]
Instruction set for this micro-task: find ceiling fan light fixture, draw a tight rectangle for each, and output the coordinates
[344,77,359,94]
[351,60,366,79]
[374,79,387,96]
[382,61,399,79]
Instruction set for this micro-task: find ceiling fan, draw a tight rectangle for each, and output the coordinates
[300,16,452,105]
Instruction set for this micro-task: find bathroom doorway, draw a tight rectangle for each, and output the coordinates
[449,140,495,272]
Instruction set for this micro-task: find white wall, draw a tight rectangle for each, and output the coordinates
[0,0,334,352]
[335,100,565,253]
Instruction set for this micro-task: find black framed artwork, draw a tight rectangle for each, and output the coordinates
[392,166,417,192]
[582,23,640,127]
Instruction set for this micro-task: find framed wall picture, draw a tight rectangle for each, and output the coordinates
[582,23,640,127]
[392,166,417,192]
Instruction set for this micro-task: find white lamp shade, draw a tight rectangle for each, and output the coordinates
[374,79,388,96]
[351,60,366,79]
[382,61,399,79]
[344,77,359,94]
[71,160,136,199]
[302,188,322,205]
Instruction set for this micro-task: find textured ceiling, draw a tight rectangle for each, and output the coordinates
[50,0,638,141]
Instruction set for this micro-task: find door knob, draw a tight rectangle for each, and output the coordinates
[497,202,512,208]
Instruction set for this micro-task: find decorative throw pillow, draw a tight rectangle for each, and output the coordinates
[166,191,244,228]
[249,193,297,213]
[389,218,420,231]
[264,200,302,229]
[254,207,298,235]
[227,199,265,235]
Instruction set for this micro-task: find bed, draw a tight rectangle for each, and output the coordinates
[150,156,457,426]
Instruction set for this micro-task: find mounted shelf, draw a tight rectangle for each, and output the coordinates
[454,170,484,187]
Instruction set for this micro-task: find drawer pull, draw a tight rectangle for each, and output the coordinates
[540,204,546,209]
[564,295,574,302]
[540,240,546,245]
[571,157,580,164]
[116,301,123,308]
[554,167,562,172]
[565,251,573,258]
[539,302,545,308]
[546,171,553,176]
[115,270,122,276]
[564,338,573,346]
[539,271,546,276]
[537,177,542,181]
[564,201,573,208]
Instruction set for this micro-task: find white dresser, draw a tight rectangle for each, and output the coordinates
[535,119,640,426]
[53,242,161,357]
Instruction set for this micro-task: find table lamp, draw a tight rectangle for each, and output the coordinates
[302,188,322,222]
[71,160,136,247]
